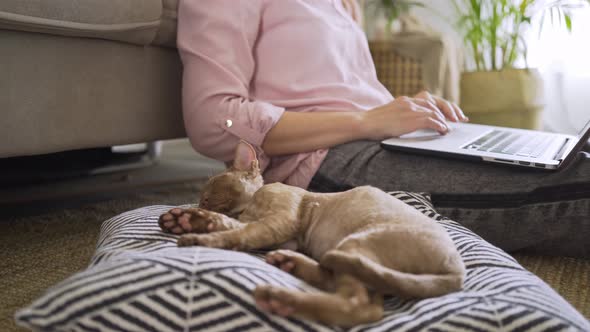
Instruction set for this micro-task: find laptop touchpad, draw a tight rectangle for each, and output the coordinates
[399,129,446,141]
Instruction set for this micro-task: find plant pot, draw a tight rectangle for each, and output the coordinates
[460,68,545,130]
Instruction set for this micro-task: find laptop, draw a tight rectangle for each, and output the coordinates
[380,117,590,170]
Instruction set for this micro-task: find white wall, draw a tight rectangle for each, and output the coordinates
[413,1,458,36]
[529,9,590,133]
[416,2,590,133]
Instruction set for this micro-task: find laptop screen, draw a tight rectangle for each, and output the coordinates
[578,118,590,138]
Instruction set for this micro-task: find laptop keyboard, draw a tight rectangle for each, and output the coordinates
[463,130,553,158]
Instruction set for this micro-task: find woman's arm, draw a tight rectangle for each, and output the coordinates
[262,92,468,156]
[178,0,285,163]
[262,111,366,156]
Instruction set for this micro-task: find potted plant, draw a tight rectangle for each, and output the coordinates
[361,0,424,38]
[452,0,589,129]
[363,1,449,98]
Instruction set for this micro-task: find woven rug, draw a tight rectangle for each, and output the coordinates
[0,183,204,332]
[1,182,588,332]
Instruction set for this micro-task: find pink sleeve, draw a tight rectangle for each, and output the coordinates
[177,0,285,163]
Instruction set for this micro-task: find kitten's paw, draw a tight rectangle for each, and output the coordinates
[253,285,296,317]
[265,250,299,274]
[266,249,322,276]
[159,208,222,234]
[158,208,186,234]
[266,250,329,289]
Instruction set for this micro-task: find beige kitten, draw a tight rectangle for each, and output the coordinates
[159,141,465,327]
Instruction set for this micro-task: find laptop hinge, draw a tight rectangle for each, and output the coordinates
[553,138,571,161]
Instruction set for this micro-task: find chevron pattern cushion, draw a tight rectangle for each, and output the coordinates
[16,192,590,331]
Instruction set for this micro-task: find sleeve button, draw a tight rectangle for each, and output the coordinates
[225,119,233,128]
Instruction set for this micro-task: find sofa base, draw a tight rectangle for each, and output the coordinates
[0,143,162,186]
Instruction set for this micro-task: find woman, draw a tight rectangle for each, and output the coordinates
[177,0,590,258]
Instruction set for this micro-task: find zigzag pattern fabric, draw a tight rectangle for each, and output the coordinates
[16,192,590,332]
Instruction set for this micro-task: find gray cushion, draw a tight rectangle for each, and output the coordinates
[0,0,177,46]
[15,193,590,331]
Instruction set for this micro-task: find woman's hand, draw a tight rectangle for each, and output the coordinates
[361,91,469,140]
[413,91,468,124]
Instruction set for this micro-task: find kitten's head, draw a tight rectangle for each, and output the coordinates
[199,141,264,216]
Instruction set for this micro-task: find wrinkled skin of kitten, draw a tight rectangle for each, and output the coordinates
[159,141,465,327]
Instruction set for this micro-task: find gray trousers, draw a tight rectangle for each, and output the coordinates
[308,140,590,258]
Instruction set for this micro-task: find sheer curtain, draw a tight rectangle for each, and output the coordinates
[527,8,590,134]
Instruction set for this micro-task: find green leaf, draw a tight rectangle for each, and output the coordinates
[443,0,589,70]
[565,13,573,31]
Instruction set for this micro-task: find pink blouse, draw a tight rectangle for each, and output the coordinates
[177,0,393,188]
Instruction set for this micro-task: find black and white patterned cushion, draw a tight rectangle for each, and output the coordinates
[16,192,590,331]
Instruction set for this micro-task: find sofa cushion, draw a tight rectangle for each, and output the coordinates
[15,193,590,331]
[153,0,178,48]
[0,0,177,46]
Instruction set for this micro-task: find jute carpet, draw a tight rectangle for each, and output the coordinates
[2,182,589,331]
[0,182,204,332]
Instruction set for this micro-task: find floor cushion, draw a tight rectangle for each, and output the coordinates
[16,192,590,331]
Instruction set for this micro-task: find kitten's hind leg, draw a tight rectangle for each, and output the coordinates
[253,274,383,327]
[265,250,334,291]
[320,227,465,298]
[159,208,242,234]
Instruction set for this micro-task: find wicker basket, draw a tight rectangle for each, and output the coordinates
[368,40,425,97]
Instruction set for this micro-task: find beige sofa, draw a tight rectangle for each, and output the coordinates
[0,0,185,158]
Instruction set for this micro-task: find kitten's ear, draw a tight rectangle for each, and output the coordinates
[232,140,259,172]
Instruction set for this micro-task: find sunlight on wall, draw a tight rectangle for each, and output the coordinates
[528,9,590,77]
[409,2,589,134]
[527,8,590,134]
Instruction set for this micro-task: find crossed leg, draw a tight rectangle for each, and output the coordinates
[253,273,383,327]
[256,249,384,326]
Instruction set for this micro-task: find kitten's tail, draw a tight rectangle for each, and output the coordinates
[322,251,465,298]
